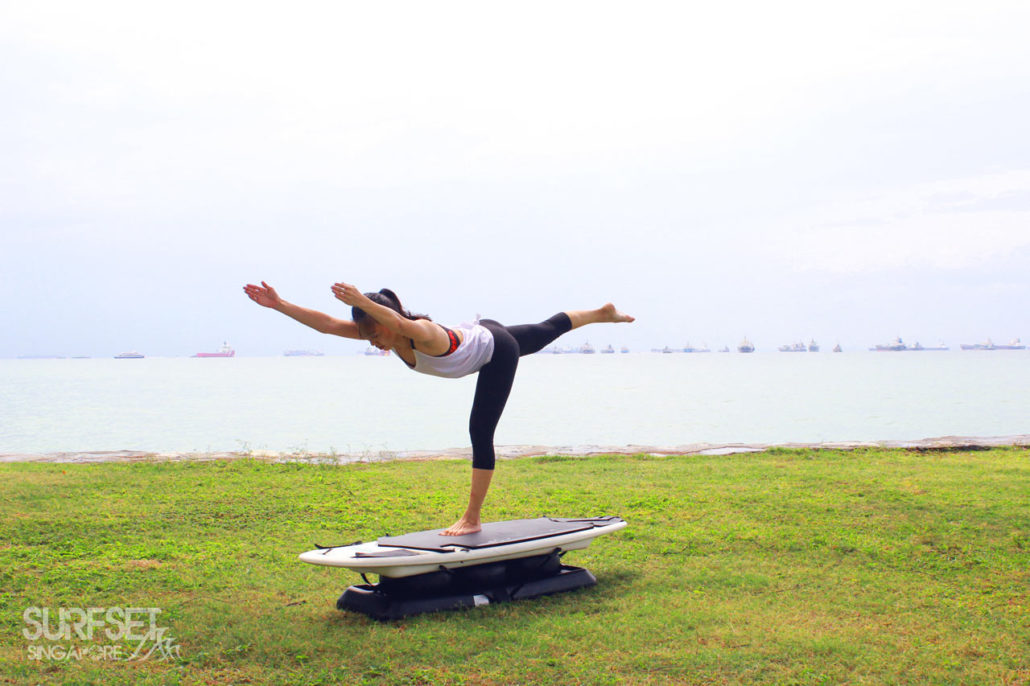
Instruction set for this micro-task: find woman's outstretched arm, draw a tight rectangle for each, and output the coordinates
[244,281,360,339]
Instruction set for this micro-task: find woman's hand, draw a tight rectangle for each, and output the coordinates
[331,282,366,307]
[243,281,283,309]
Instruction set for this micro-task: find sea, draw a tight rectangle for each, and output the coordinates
[1,351,1028,459]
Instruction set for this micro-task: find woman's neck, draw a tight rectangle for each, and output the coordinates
[392,337,416,366]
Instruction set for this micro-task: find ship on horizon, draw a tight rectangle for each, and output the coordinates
[871,337,949,351]
[193,342,235,358]
[870,337,908,352]
[961,338,1025,350]
[114,351,145,359]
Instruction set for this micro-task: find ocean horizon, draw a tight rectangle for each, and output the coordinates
[3,351,1028,459]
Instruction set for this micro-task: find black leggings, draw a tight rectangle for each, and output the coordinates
[469,313,572,470]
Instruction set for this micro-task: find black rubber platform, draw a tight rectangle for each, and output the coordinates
[336,551,598,620]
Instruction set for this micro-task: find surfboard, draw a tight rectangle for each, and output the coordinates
[299,516,626,578]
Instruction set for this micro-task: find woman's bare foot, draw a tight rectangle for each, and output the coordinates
[568,303,635,329]
[443,469,491,536]
[442,516,481,537]
[600,302,635,323]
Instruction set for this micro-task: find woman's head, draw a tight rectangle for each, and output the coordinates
[352,289,431,343]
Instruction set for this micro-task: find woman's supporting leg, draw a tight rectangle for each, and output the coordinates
[443,323,519,536]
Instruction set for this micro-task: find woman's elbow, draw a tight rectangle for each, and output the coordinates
[325,320,360,339]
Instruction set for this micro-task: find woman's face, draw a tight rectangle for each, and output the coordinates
[364,322,400,350]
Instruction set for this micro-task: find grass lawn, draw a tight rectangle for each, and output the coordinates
[1,447,1028,685]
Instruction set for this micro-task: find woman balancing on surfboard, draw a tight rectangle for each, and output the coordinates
[243,281,634,536]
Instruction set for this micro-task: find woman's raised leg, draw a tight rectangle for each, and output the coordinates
[505,304,634,357]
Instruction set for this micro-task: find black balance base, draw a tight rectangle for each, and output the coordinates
[337,551,596,621]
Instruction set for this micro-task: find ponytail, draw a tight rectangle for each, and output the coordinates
[351,288,431,330]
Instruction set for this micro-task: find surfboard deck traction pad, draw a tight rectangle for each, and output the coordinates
[375,516,621,552]
[334,516,623,620]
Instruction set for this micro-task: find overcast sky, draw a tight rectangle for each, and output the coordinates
[2,1,1029,357]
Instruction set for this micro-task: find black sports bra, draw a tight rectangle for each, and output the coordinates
[406,324,461,366]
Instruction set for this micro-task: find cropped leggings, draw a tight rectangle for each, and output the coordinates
[470,313,572,470]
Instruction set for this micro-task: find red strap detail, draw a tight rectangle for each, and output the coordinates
[446,328,460,354]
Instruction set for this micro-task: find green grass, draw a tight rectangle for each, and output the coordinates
[1,448,1028,685]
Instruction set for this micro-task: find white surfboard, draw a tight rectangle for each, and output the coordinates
[299,516,626,578]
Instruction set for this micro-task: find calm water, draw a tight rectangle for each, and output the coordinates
[1,352,1028,456]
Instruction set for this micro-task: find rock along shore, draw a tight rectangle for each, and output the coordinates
[2,435,1028,465]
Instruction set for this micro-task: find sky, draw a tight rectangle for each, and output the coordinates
[2,0,1029,357]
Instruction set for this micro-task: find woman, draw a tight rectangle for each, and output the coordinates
[243,280,634,536]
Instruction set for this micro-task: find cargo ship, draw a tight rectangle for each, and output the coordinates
[870,337,907,351]
[193,342,235,358]
[962,338,1025,350]
[114,351,144,359]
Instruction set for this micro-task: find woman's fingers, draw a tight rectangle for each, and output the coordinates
[243,282,278,308]
[331,282,364,307]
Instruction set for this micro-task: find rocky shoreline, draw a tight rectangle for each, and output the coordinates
[2,435,1028,465]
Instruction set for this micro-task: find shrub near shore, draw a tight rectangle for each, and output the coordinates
[1,448,1028,685]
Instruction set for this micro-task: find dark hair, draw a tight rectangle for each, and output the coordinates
[352,288,431,334]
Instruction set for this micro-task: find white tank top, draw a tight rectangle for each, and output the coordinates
[401,323,495,378]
